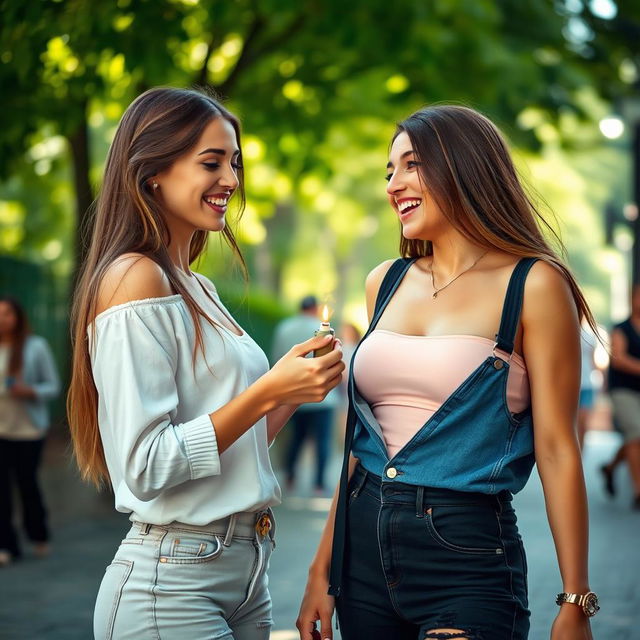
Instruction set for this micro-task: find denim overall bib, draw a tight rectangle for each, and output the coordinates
[329,257,537,639]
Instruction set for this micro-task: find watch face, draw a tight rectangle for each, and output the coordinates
[584,593,600,617]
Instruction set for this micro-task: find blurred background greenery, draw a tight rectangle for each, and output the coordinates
[1,0,639,422]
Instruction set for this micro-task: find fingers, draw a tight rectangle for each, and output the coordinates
[320,612,333,640]
[325,369,345,390]
[296,616,319,640]
[293,334,334,358]
[314,344,343,366]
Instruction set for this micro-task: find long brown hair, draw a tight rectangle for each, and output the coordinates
[0,297,30,375]
[68,87,247,487]
[394,104,597,332]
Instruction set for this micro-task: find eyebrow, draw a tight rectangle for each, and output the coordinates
[197,148,240,156]
[386,149,415,169]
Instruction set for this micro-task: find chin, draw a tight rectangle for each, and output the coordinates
[401,224,422,240]
[200,217,226,233]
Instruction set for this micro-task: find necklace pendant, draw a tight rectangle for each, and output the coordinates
[432,291,438,299]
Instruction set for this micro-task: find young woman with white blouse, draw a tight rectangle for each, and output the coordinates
[67,87,344,640]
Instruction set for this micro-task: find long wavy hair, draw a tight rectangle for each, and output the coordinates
[0,297,30,375]
[68,87,247,487]
[394,105,597,331]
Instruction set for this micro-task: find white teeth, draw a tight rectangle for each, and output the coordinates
[204,197,228,206]
[398,199,421,212]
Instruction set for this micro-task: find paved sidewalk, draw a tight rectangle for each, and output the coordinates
[0,429,638,639]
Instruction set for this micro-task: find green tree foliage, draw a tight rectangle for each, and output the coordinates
[1,0,639,324]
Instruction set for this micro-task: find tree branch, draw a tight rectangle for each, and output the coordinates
[215,12,306,97]
[195,30,225,87]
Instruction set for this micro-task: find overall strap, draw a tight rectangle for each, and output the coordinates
[494,257,539,355]
[328,256,415,597]
[367,257,417,336]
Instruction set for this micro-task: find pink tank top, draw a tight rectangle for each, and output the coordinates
[353,329,530,458]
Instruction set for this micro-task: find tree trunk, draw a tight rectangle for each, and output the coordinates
[67,102,94,284]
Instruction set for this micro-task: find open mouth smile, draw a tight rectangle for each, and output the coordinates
[396,198,422,218]
[203,194,230,214]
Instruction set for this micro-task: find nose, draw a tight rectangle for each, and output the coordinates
[219,163,240,191]
[386,170,405,197]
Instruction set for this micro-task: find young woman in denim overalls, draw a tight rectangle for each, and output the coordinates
[298,106,598,640]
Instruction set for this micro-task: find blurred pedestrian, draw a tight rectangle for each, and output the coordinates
[67,87,343,640]
[272,296,341,494]
[603,284,640,509]
[0,297,60,566]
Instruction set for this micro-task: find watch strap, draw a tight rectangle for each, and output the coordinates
[556,591,599,617]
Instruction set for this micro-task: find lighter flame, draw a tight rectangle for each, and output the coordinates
[321,305,330,322]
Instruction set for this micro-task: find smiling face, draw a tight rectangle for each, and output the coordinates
[153,117,241,239]
[386,131,448,241]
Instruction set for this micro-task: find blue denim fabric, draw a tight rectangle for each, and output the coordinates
[94,513,274,640]
[329,257,539,598]
[351,257,536,494]
[336,465,530,640]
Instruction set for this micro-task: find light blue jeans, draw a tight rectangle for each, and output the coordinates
[94,511,275,640]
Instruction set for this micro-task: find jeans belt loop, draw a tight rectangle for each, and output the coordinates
[416,485,425,518]
[140,523,151,536]
[223,513,238,547]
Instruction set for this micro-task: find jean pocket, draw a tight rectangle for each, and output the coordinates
[94,560,133,640]
[425,505,504,555]
[159,534,223,565]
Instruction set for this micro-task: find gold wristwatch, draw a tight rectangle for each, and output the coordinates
[555,591,600,617]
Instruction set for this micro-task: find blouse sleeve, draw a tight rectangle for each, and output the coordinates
[91,301,220,501]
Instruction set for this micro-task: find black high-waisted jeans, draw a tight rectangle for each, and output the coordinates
[336,465,530,640]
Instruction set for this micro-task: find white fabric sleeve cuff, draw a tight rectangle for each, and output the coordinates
[179,414,221,479]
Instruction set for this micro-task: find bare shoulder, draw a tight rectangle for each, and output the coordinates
[522,259,578,327]
[96,253,174,316]
[525,259,573,297]
[365,259,397,320]
[365,259,397,297]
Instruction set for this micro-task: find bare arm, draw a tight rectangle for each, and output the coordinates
[266,404,299,444]
[296,259,394,640]
[522,262,592,638]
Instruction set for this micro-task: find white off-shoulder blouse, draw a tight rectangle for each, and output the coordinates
[89,271,281,525]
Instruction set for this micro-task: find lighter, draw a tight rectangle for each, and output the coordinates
[313,306,335,357]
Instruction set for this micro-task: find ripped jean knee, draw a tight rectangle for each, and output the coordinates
[424,630,477,640]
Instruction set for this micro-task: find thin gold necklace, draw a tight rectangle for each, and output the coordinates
[430,250,489,299]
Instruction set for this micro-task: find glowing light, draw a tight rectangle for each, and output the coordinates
[590,0,617,20]
[282,80,304,101]
[243,137,265,161]
[599,117,624,139]
[321,305,330,322]
[386,74,409,93]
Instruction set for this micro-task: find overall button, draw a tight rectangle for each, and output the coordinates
[386,467,398,479]
[493,359,504,370]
